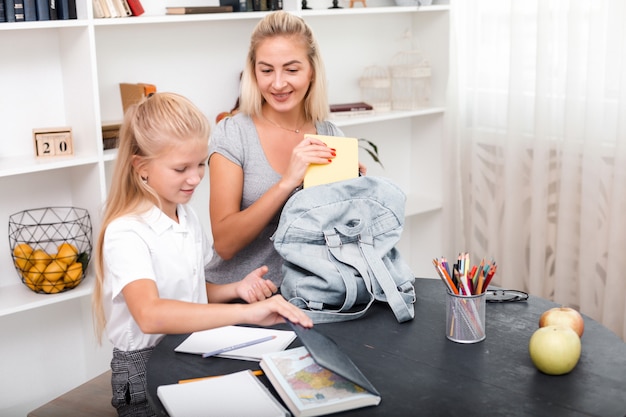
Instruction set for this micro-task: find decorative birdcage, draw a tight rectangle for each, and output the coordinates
[389,50,432,110]
[359,66,391,112]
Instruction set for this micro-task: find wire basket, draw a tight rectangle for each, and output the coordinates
[8,207,92,294]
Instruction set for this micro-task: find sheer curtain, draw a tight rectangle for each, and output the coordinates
[445,0,626,340]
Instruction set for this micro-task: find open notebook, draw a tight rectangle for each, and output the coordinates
[174,325,296,361]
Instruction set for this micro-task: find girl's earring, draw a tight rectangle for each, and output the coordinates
[141,176,148,184]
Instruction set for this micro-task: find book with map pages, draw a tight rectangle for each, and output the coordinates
[260,345,380,417]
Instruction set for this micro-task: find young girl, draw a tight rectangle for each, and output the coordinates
[92,92,313,417]
[207,11,367,286]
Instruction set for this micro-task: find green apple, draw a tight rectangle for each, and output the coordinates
[528,325,581,375]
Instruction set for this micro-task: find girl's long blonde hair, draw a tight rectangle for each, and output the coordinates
[92,92,210,343]
[239,10,329,123]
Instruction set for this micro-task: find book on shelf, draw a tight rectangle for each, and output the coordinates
[125,0,143,16]
[165,5,234,15]
[91,0,105,17]
[303,134,359,188]
[23,0,36,20]
[329,101,375,118]
[174,325,296,361]
[112,0,131,17]
[34,0,49,20]
[55,0,70,19]
[260,322,381,417]
[68,0,76,18]
[48,0,57,19]
[0,0,6,22]
[102,0,119,17]
[157,370,289,417]
[13,0,24,21]
[330,101,374,113]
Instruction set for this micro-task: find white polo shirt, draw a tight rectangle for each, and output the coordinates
[103,204,211,351]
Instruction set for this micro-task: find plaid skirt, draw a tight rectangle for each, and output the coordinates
[111,346,156,417]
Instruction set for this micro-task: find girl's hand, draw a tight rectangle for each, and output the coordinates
[248,295,314,328]
[280,137,335,190]
[236,266,278,303]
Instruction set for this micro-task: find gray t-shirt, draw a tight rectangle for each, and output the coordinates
[206,113,344,285]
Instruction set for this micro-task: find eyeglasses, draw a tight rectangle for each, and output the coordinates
[485,289,529,303]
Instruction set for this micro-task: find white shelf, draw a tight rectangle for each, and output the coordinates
[406,193,442,217]
[87,5,449,27]
[0,153,101,178]
[299,4,449,17]
[330,107,446,127]
[0,274,94,317]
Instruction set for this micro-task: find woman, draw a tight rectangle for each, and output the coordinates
[207,11,365,285]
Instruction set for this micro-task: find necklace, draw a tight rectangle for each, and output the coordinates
[262,114,306,134]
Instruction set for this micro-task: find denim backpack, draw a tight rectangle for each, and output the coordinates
[273,176,416,323]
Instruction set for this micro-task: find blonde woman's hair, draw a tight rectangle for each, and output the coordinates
[239,10,329,122]
[92,92,210,344]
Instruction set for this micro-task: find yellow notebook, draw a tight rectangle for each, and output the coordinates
[303,135,359,188]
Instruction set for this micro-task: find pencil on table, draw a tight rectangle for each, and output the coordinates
[179,370,263,384]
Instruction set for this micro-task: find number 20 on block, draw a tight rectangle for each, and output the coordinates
[33,127,74,158]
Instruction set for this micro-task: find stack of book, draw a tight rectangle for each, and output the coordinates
[329,101,375,118]
[2,0,77,22]
[165,5,234,15]
[92,0,144,18]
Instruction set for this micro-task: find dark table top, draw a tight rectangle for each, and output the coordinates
[147,278,626,417]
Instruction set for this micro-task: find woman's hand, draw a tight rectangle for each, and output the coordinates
[236,265,278,303]
[279,136,335,190]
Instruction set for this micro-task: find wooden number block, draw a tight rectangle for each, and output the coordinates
[33,127,74,158]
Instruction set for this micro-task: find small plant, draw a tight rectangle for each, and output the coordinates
[359,138,384,169]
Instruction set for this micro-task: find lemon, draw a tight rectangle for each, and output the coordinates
[23,274,40,292]
[30,249,52,266]
[13,243,33,258]
[27,263,47,285]
[63,262,83,288]
[13,243,34,272]
[40,279,65,294]
[57,242,79,265]
[43,259,68,282]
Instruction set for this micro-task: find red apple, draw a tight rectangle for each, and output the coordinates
[529,325,582,375]
[539,307,584,337]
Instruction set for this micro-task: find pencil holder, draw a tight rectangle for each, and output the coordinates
[8,207,92,294]
[445,290,486,343]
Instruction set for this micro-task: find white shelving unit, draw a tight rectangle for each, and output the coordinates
[0,2,448,414]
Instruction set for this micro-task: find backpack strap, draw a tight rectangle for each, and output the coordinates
[323,229,414,323]
[357,232,415,322]
[290,231,375,324]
